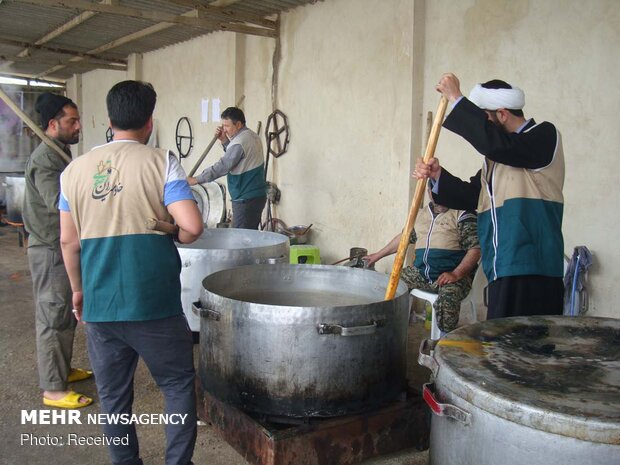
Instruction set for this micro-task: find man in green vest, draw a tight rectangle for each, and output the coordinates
[365,186,480,333]
[415,73,564,320]
[188,107,266,229]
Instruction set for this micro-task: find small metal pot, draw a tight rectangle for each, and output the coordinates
[287,225,310,244]
[2,175,25,222]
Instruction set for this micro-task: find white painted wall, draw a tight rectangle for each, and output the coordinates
[141,33,236,176]
[274,0,415,265]
[67,69,126,154]
[68,0,619,318]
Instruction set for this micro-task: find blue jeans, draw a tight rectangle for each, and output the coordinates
[86,314,196,465]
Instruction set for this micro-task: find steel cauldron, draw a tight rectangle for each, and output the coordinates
[3,175,25,222]
[177,229,289,332]
[195,264,410,418]
[419,316,620,465]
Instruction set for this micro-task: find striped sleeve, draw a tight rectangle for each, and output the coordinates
[164,152,194,206]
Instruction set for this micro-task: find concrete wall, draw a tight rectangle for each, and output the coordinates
[67,69,126,155]
[274,0,414,264]
[67,0,619,318]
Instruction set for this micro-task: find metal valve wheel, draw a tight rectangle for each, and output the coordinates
[175,116,193,158]
[264,110,290,158]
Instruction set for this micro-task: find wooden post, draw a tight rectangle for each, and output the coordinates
[384,96,448,300]
[0,87,72,164]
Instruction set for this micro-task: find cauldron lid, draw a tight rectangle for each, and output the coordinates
[433,316,620,443]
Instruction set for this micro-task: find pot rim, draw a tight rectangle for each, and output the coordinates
[177,228,289,251]
[429,316,620,444]
[201,263,409,311]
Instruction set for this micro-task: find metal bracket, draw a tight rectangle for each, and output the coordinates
[422,383,471,426]
[418,338,440,378]
[318,320,384,336]
[192,301,220,321]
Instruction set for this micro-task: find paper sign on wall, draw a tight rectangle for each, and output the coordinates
[201,98,209,123]
[212,98,221,122]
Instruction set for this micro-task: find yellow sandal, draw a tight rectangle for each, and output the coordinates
[67,368,93,383]
[43,391,93,409]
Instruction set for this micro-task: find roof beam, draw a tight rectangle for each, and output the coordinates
[165,0,277,29]
[1,55,127,71]
[0,35,126,64]
[15,0,119,57]
[16,11,96,58]
[34,3,279,78]
[0,70,66,83]
[13,0,276,37]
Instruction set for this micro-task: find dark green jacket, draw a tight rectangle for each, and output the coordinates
[23,139,71,248]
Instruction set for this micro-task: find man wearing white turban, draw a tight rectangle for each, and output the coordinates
[414,73,565,320]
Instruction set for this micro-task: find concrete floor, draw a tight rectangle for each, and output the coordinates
[0,224,430,465]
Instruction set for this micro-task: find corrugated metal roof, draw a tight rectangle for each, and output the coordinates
[0,0,321,82]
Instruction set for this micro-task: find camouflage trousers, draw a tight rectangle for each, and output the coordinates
[402,266,473,333]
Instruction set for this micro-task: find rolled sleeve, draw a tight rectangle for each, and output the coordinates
[165,152,194,206]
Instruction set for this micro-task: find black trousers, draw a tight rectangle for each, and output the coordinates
[87,315,196,465]
[231,195,266,229]
[487,275,564,320]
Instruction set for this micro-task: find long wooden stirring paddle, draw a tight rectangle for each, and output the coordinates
[384,96,448,300]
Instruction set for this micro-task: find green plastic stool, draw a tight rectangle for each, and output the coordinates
[289,245,321,264]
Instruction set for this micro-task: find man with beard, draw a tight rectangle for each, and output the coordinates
[23,93,93,408]
[414,74,565,319]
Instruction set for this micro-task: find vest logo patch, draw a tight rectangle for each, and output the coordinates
[92,160,123,201]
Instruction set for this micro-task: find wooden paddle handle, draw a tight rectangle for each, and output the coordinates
[384,96,448,300]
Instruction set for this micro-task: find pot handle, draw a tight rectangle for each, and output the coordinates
[418,338,440,377]
[423,382,471,426]
[317,320,383,336]
[192,301,221,321]
[256,254,288,265]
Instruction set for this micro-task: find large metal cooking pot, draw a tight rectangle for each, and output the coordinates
[418,316,620,465]
[177,229,289,332]
[2,175,25,222]
[196,264,410,418]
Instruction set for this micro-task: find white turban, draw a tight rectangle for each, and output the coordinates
[468,83,525,110]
